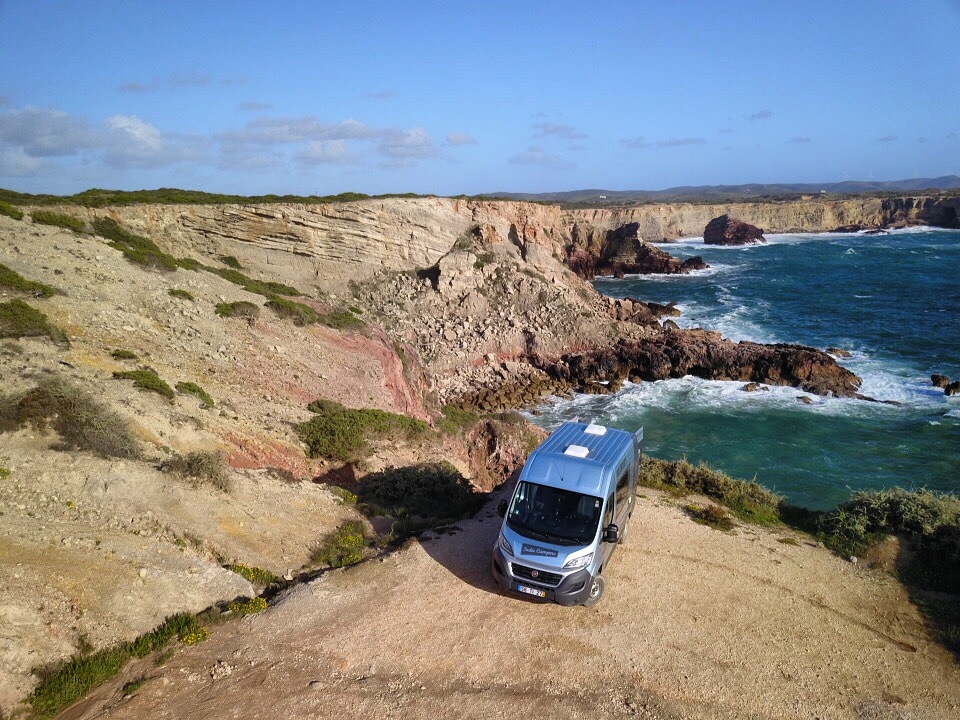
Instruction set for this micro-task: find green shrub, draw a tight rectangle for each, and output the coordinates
[296,399,432,464]
[640,455,783,525]
[111,348,138,360]
[311,521,367,568]
[31,211,85,232]
[218,255,242,269]
[265,296,319,325]
[159,450,230,492]
[121,677,147,696]
[819,488,960,592]
[0,299,69,345]
[685,503,736,531]
[0,200,24,220]
[113,369,175,400]
[176,381,214,407]
[227,597,268,616]
[0,262,57,297]
[92,217,180,272]
[27,613,201,718]
[215,301,260,319]
[168,288,194,300]
[229,563,276,585]
[0,378,141,459]
[356,462,485,521]
[328,485,358,505]
[437,404,480,435]
[205,265,300,297]
[319,310,365,331]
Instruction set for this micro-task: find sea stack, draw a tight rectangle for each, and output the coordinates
[704,214,766,245]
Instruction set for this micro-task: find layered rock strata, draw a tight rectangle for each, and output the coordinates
[703,215,766,245]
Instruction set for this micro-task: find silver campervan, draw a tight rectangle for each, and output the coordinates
[491,421,643,606]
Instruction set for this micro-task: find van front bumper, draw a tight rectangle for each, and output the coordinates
[491,547,593,606]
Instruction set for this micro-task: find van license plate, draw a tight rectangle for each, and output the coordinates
[517,584,546,598]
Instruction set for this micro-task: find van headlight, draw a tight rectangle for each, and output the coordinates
[563,552,593,569]
[498,532,513,557]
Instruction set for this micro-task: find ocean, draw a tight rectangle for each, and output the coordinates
[527,228,960,510]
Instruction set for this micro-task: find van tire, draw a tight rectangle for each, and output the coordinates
[583,575,605,606]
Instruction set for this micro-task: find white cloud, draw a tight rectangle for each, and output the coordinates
[239,101,272,112]
[297,140,356,165]
[104,114,205,168]
[0,107,100,156]
[222,117,380,145]
[445,132,477,146]
[509,145,573,169]
[532,122,587,140]
[0,144,43,176]
[620,136,706,149]
[748,110,773,120]
[377,127,436,159]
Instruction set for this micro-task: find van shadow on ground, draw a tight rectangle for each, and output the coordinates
[418,486,548,602]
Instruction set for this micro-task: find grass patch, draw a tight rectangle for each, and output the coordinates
[121,676,147,696]
[0,378,140,458]
[640,455,783,525]
[218,255,242,269]
[159,450,231,492]
[204,265,300,297]
[685,503,736,531]
[229,563,276,586]
[113,369,175,401]
[437,404,480,435]
[0,262,57,297]
[168,288,194,300]
[319,310,365,331]
[31,211,85,233]
[27,613,203,719]
[227,597,268,616]
[92,217,184,272]
[0,299,69,345]
[328,485,358,505]
[176,381,214,407]
[296,399,432,465]
[0,200,24,220]
[110,348,138,360]
[311,520,367,568]
[215,300,260,319]
[265,296,319,325]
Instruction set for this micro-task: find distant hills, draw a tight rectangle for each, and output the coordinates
[486,175,960,205]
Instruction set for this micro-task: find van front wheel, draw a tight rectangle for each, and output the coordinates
[583,575,605,606]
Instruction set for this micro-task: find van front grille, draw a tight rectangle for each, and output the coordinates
[511,563,562,587]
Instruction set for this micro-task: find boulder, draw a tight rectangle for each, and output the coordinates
[946,381,960,397]
[565,222,708,278]
[704,215,766,245]
[931,374,951,389]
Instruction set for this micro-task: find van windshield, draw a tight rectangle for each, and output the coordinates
[506,481,603,546]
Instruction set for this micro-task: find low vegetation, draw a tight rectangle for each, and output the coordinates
[0,299,69,345]
[226,597,269,616]
[0,378,141,459]
[215,300,260,319]
[296,399,432,465]
[640,455,783,525]
[204,265,300,298]
[0,199,24,219]
[265,296,319,325]
[110,348,138,360]
[0,262,57,297]
[31,211,85,233]
[27,612,205,718]
[437,404,480,435]
[176,381,214,407]
[159,450,231,492]
[311,520,367,568]
[92,217,183,272]
[218,255,243,269]
[318,309,365,331]
[684,503,736,532]
[168,288,194,300]
[0,187,423,207]
[229,563,277,586]
[112,369,175,401]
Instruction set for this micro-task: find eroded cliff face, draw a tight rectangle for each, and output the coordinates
[35,194,958,295]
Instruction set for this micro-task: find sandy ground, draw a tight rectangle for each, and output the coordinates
[63,489,960,720]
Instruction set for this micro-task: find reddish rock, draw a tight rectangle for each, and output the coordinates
[703,215,766,245]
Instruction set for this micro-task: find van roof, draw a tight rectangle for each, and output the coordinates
[519,421,636,496]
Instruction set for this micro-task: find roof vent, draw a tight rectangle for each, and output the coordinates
[584,423,607,436]
[564,444,590,458]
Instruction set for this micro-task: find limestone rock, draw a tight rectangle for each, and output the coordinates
[703,215,766,245]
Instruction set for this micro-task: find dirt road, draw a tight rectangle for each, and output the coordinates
[62,489,959,720]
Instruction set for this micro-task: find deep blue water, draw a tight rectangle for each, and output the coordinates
[528,229,960,509]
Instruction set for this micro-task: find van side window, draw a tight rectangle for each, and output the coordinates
[603,493,614,527]
[615,471,629,508]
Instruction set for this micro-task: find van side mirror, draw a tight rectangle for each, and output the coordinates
[603,523,619,543]
[497,500,508,517]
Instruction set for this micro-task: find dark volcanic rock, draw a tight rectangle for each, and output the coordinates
[566,222,707,279]
[528,328,862,398]
[946,381,960,397]
[931,374,951,389]
[704,215,766,245]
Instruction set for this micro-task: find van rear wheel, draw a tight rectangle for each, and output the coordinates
[582,575,605,606]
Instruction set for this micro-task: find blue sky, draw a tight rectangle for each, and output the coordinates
[1,0,959,196]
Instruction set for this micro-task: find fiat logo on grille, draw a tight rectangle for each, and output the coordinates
[531,570,539,578]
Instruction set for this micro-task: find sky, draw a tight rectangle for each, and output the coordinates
[1,0,959,196]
